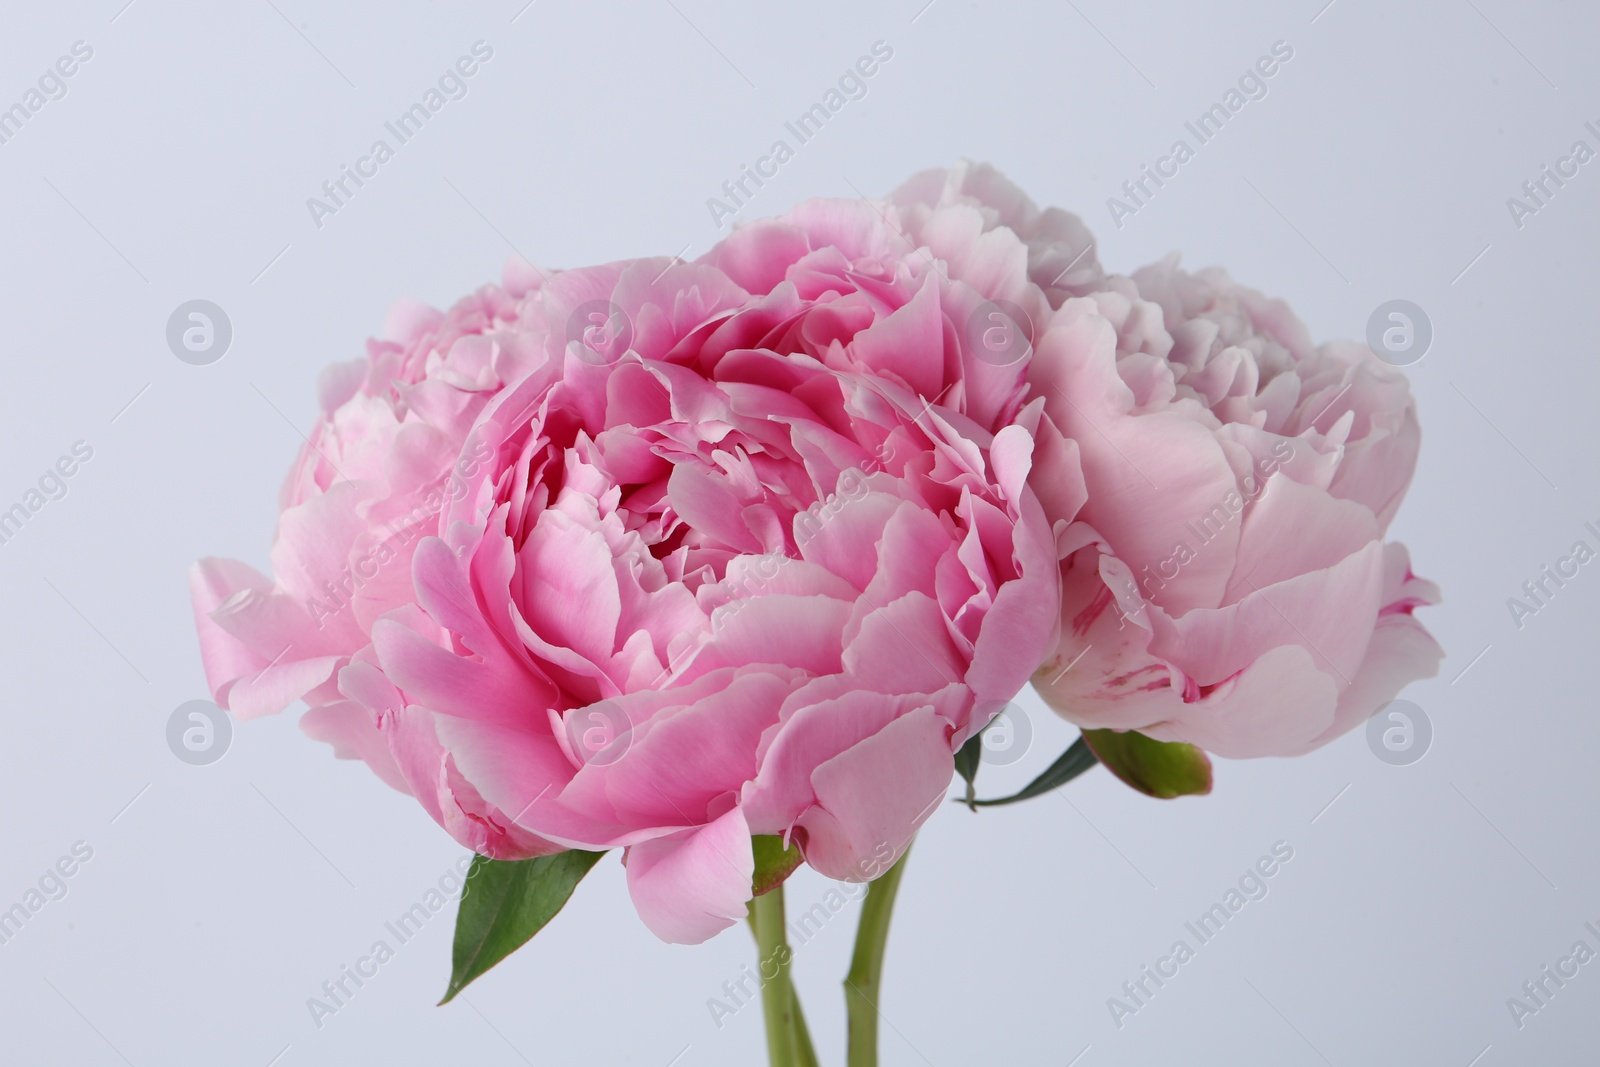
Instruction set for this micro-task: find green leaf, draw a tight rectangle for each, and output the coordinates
[1082,728,1212,799]
[953,730,985,811]
[968,736,1098,807]
[439,849,605,1005]
[751,834,804,897]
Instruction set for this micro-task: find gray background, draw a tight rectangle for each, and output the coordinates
[0,0,1594,1063]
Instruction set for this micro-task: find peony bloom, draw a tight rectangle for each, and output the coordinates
[1028,254,1441,758]
[191,183,1061,943]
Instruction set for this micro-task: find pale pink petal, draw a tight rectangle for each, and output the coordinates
[1222,474,1379,605]
[626,805,753,944]
[300,701,410,793]
[1142,644,1340,758]
[797,708,953,881]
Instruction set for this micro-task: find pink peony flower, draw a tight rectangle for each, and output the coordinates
[1027,255,1442,758]
[191,184,1060,942]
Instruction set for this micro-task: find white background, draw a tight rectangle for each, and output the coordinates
[0,1,1596,1064]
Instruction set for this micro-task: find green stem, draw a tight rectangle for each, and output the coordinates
[750,885,803,1067]
[746,897,818,1067]
[845,845,912,1067]
[790,991,819,1067]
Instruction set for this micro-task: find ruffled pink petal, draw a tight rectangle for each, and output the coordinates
[1030,306,1241,614]
[189,558,274,709]
[691,594,852,678]
[1149,540,1385,689]
[625,805,753,944]
[1222,474,1379,605]
[1142,644,1340,758]
[300,701,411,793]
[372,614,546,729]
[432,716,575,832]
[796,708,953,881]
